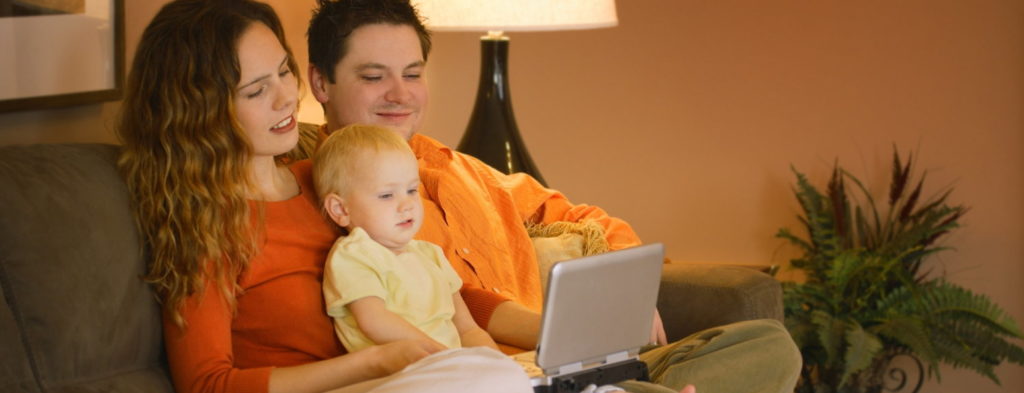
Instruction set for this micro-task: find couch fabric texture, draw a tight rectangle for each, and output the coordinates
[0,144,172,393]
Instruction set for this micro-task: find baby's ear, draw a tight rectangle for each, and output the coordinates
[323,193,350,227]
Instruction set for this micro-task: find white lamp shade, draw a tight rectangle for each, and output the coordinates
[412,0,618,32]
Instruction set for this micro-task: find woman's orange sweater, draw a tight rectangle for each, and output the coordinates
[163,161,344,393]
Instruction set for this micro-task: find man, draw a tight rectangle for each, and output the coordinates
[306,1,800,392]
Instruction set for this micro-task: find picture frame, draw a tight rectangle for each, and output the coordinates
[0,0,124,113]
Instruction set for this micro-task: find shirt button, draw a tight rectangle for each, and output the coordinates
[493,287,501,294]
[462,248,471,254]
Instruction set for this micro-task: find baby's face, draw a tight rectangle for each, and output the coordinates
[341,149,423,253]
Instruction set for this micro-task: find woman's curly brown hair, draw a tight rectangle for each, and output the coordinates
[116,0,300,327]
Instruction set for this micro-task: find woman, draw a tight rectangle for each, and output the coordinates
[116,1,530,392]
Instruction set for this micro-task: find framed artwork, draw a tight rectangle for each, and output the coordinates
[0,0,124,113]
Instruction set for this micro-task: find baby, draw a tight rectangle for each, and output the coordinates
[312,124,498,352]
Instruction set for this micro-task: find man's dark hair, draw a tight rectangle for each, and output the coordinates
[307,0,432,83]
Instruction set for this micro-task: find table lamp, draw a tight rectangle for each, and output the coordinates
[413,0,618,186]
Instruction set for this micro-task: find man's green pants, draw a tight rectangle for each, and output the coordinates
[617,319,801,393]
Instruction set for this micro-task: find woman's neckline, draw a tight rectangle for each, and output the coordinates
[251,164,303,203]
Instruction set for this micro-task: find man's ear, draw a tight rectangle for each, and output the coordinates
[323,193,350,228]
[309,64,330,104]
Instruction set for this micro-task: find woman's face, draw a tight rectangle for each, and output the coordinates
[234,23,299,158]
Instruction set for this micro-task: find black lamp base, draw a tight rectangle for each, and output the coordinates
[455,36,547,187]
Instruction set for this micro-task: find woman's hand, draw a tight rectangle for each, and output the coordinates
[269,338,445,393]
[371,338,447,376]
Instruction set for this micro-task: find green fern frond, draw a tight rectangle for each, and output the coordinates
[872,281,1024,384]
[826,251,862,295]
[920,281,1023,338]
[791,168,842,256]
[929,326,1000,383]
[873,283,915,314]
[813,310,847,367]
[870,316,940,374]
[779,148,1023,390]
[785,281,835,313]
[777,227,813,254]
[785,291,831,373]
[841,323,883,386]
[936,317,1024,366]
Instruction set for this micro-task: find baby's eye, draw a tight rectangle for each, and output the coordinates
[378,193,393,200]
[407,188,418,195]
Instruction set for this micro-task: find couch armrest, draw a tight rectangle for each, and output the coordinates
[657,263,783,342]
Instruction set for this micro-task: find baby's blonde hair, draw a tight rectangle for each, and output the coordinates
[312,124,415,201]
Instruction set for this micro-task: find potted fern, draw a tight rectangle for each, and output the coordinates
[777,149,1024,392]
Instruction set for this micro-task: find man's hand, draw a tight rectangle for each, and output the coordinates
[487,301,542,349]
[452,293,500,350]
[370,339,445,376]
[650,309,668,345]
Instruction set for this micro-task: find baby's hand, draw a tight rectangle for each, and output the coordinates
[372,339,445,375]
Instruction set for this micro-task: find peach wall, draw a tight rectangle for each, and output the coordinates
[1,0,1020,391]
[422,1,1023,391]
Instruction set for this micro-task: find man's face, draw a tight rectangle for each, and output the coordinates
[312,24,427,141]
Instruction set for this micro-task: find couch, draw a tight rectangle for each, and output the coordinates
[0,143,784,393]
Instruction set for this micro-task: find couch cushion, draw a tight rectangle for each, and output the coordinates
[0,279,41,393]
[657,263,784,342]
[0,144,171,392]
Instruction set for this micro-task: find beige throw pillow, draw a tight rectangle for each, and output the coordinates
[527,220,609,290]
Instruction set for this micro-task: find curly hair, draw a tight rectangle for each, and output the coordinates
[116,0,300,327]
[307,0,431,83]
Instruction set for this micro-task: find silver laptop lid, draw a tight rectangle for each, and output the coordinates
[535,243,664,372]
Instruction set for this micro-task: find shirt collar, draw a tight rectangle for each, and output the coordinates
[409,133,454,165]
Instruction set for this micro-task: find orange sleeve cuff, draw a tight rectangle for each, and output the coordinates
[171,366,272,393]
[228,367,274,393]
[460,286,510,330]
